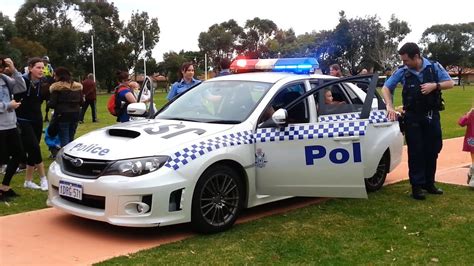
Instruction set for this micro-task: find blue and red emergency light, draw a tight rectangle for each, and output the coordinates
[230,57,319,74]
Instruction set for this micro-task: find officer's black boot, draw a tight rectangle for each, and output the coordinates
[422,184,443,195]
[411,186,426,200]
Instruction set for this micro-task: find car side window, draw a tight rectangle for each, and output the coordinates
[258,83,309,124]
[341,83,363,105]
[312,82,362,116]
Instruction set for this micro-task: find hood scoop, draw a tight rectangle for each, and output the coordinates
[107,128,141,138]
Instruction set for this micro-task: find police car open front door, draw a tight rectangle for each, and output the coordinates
[255,79,370,199]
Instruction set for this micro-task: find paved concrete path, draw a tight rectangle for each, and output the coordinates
[1,137,471,265]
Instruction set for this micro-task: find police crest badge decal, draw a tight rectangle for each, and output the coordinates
[255,148,267,168]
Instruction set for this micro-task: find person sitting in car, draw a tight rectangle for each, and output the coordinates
[324,89,345,105]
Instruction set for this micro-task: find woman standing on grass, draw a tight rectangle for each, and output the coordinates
[15,57,48,191]
[114,71,136,123]
[48,67,83,147]
[0,57,26,200]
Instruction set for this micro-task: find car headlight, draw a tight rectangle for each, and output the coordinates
[102,156,169,177]
[55,148,63,164]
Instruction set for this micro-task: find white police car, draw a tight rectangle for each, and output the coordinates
[47,58,403,233]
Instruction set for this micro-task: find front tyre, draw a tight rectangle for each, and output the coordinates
[191,165,244,234]
[365,151,390,192]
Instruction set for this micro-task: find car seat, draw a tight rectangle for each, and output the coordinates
[221,89,255,120]
[282,91,307,123]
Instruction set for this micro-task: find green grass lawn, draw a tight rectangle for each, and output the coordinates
[0,85,472,264]
[97,181,474,265]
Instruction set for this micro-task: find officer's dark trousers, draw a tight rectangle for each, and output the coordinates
[404,111,442,187]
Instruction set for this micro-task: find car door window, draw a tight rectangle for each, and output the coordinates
[314,82,363,116]
[259,83,309,124]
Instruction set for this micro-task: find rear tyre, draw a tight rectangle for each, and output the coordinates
[365,151,390,192]
[191,165,244,234]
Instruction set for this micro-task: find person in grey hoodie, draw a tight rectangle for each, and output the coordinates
[0,57,27,200]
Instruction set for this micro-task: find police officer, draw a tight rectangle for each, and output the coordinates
[382,42,454,200]
[166,62,201,101]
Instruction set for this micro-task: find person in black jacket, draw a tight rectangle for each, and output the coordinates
[48,67,83,147]
[15,57,48,191]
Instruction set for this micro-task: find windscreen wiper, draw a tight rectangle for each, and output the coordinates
[206,120,241,124]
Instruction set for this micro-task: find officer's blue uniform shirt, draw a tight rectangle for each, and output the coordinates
[384,57,452,94]
[167,78,201,100]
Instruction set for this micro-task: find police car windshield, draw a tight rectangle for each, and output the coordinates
[157,80,272,123]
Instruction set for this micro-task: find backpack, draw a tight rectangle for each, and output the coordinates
[107,85,129,116]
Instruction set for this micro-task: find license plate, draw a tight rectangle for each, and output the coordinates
[59,180,83,200]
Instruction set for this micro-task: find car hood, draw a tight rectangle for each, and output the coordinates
[62,119,235,160]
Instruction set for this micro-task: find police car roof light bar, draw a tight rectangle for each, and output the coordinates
[230,57,319,74]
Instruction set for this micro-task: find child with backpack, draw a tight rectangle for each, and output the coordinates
[458,107,474,187]
[107,71,136,122]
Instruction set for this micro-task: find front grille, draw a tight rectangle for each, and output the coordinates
[61,154,110,179]
[53,185,106,209]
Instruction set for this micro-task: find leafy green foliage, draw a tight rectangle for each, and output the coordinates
[10,37,47,63]
[421,23,474,67]
[198,19,243,69]
[158,52,187,84]
[0,12,22,63]
[421,22,474,85]
[317,11,411,75]
[123,11,160,75]
[15,0,82,72]
[79,1,129,91]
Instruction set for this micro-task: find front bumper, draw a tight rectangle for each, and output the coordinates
[47,162,193,227]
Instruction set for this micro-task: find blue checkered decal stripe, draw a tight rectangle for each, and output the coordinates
[164,131,254,170]
[254,121,367,142]
[165,120,368,170]
[318,110,388,124]
[368,110,388,123]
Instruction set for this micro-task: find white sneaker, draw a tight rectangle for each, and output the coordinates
[40,178,48,191]
[468,167,474,185]
[24,180,41,190]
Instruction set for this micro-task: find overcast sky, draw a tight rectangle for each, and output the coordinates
[2,0,472,61]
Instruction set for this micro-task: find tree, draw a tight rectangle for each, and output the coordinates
[313,11,410,75]
[421,22,474,85]
[240,17,278,58]
[0,12,22,64]
[198,19,243,69]
[159,52,187,84]
[370,15,410,73]
[15,0,82,71]
[123,11,160,76]
[266,28,298,58]
[10,37,47,62]
[79,1,129,90]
